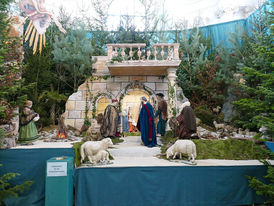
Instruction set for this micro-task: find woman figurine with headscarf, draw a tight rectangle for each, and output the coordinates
[18,100,39,143]
[155,93,168,137]
[176,98,197,139]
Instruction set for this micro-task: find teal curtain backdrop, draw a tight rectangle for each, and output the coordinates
[75,166,267,206]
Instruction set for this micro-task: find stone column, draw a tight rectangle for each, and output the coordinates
[166,68,178,131]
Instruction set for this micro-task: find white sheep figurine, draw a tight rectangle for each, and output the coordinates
[80,138,113,164]
[166,140,197,163]
[91,150,110,164]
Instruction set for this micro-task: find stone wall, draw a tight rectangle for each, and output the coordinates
[63,56,182,130]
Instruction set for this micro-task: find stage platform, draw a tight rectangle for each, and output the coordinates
[0,136,272,206]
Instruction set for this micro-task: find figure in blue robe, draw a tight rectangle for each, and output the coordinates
[137,97,157,147]
[122,110,129,132]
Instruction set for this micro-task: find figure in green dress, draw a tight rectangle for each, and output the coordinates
[155,93,168,137]
[18,100,39,143]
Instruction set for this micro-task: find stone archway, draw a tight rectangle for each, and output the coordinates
[96,96,111,115]
[117,82,158,124]
[93,92,113,118]
[120,90,150,124]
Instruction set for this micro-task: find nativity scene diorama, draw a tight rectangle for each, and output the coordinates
[3,0,272,169]
[2,14,272,165]
[1,0,274,205]
[4,38,270,166]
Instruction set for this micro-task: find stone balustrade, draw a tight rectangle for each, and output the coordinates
[106,43,180,61]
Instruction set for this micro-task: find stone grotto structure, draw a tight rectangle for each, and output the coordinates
[63,43,183,130]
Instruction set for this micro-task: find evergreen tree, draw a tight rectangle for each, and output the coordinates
[0,165,33,205]
[0,0,33,128]
[89,0,112,56]
[232,3,274,137]
[176,29,233,106]
[22,9,76,127]
[247,161,274,205]
[52,26,96,92]
[0,1,34,204]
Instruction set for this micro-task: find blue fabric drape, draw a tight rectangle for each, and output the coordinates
[75,165,267,206]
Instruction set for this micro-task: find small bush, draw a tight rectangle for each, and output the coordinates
[0,164,33,205]
[194,105,215,127]
[247,161,274,205]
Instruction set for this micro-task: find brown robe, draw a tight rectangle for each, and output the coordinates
[100,104,118,138]
[176,106,197,139]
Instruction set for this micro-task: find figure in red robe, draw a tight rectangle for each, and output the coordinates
[137,97,157,147]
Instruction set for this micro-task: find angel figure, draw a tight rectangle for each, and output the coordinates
[19,0,66,54]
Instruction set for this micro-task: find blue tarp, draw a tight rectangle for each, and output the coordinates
[75,165,266,206]
[0,148,74,206]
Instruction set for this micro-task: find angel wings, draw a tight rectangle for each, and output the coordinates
[19,0,66,54]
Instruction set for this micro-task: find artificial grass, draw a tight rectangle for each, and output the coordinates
[124,132,141,136]
[73,137,123,167]
[73,141,84,167]
[111,137,124,144]
[160,136,274,160]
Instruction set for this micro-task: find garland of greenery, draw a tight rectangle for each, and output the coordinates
[110,54,123,63]
[90,75,111,82]
[117,82,156,111]
[83,75,111,119]
[91,92,113,118]
[92,93,101,118]
[89,80,157,118]
[168,82,177,116]
[83,80,94,126]
[118,84,131,111]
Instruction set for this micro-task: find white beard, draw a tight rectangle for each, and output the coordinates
[180,101,191,111]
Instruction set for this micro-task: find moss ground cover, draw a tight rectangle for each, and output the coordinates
[160,136,274,160]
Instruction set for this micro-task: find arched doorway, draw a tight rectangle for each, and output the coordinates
[97,96,111,115]
[120,89,151,125]
[117,82,158,133]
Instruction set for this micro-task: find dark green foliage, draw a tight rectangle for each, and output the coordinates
[176,28,233,112]
[232,4,274,137]
[247,161,274,205]
[193,139,273,160]
[0,66,34,124]
[38,88,67,126]
[23,44,69,127]
[111,137,124,145]
[194,105,216,127]
[0,0,33,126]
[110,54,123,63]
[73,141,84,167]
[52,26,96,92]
[0,164,33,205]
[0,128,5,147]
[23,16,96,127]
[164,130,174,138]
